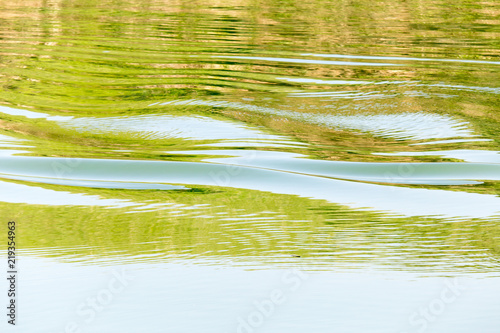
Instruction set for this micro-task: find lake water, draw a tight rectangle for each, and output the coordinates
[1,0,500,332]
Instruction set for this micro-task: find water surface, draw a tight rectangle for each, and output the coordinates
[1,0,500,332]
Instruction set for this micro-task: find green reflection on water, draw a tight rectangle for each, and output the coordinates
[0,178,498,272]
[0,0,499,274]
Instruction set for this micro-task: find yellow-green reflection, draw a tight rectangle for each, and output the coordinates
[0,0,499,275]
[0,177,497,272]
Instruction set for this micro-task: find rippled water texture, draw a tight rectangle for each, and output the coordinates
[1,0,500,332]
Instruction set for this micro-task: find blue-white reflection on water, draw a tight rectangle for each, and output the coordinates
[5,256,500,333]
